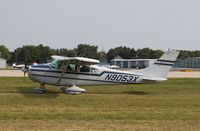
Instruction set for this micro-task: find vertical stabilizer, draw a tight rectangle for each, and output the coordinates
[134,50,179,78]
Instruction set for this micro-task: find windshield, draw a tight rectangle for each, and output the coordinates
[50,60,61,69]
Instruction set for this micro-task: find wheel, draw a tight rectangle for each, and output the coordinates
[60,86,66,93]
[34,86,46,94]
[65,85,86,95]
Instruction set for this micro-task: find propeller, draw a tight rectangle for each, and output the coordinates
[21,56,29,77]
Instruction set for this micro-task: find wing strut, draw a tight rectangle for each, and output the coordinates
[57,61,68,85]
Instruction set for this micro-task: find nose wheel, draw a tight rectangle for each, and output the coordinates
[60,86,66,92]
[34,84,46,94]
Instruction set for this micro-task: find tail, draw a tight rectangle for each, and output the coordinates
[135,50,179,78]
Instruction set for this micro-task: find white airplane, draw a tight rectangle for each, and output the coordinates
[24,50,179,95]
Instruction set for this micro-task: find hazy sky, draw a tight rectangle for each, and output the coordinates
[0,0,200,51]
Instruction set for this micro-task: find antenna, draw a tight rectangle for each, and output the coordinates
[167,48,170,55]
[79,52,86,57]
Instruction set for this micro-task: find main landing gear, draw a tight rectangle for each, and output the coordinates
[60,85,86,95]
[34,84,86,95]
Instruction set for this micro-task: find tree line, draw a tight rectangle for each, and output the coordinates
[0,44,200,64]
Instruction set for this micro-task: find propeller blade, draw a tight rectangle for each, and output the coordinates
[21,66,28,77]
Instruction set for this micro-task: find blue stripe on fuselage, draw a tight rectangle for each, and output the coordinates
[30,73,137,84]
[29,68,141,77]
[31,64,51,69]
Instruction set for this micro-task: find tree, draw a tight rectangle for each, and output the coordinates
[97,51,107,61]
[136,48,152,59]
[194,50,200,57]
[178,50,190,59]
[15,45,36,64]
[106,48,116,61]
[49,48,57,56]
[0,44,12,63]
[59,48,69,56]
[129,48,137,58]
[117,46,131,59]
[36,44,51,63]
[66,49,77,57]
[106,46,132,61]
[14,44,51,64]
[76,44,98,59]
[151,50,164,59]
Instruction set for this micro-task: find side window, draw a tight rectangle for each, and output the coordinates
[67,64,76,72]
[90,68,98,73]
[80,65,90,73]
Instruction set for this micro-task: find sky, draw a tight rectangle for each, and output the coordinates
[0,0,200,52]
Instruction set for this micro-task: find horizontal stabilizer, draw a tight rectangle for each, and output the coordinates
[142,77,167,82]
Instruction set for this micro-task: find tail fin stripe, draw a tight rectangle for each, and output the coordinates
[132,50,179,78]
[157,59,175,63]
[154,63,173,66]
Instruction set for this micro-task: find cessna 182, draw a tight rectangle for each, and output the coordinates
[24,50,179,94]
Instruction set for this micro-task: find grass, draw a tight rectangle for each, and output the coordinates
[0,77,200,130]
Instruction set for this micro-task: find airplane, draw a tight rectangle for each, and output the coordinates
[23,50,179,95]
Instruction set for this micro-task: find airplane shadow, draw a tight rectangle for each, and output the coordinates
[87,90,149,95]
[14,87,149,97]
[123,90,149,95]
[15,86,60,99]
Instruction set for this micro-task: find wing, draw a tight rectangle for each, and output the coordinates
[142,76,167,82]
[51,55,100,65]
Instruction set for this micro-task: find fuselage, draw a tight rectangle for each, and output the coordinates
[28,64,145,86]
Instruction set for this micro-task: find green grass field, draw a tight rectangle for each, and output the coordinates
[0,77,200,130]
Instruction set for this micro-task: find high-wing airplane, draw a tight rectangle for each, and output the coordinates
[24,50,179,94]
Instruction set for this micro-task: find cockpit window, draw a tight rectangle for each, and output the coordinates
[50,60,61,69]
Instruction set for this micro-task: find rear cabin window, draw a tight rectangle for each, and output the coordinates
[66,64,76,72]
[90,68,98,73]
[80,66,98,73]
[80,65,90,72]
